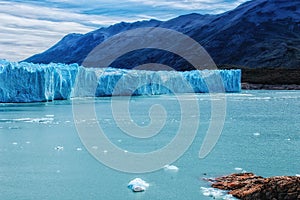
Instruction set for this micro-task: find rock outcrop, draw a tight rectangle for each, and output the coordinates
[209,173,300,200]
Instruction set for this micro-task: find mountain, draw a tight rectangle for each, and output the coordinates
[25,0,300,70]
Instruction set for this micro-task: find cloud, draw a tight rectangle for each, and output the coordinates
[0,0,248,61]
[0,1,139,27]
[0,1,141,61]
[126,0,249,13]
[0,12,92,61]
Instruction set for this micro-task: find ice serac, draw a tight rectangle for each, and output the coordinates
[0,60,241,103]
[0,60,78,103]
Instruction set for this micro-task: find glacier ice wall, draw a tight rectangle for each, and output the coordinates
[0,60,241,103]
[0,60,79,102]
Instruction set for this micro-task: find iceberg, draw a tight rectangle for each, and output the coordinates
[0,60,241,103]
[127,178,149,192]
[163,164,179,172]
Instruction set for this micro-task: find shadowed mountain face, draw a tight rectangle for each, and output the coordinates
[25,0,300,70]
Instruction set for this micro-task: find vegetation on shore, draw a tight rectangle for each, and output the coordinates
[218,65,300,86]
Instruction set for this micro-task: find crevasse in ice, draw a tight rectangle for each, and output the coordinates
[0,60,241,103]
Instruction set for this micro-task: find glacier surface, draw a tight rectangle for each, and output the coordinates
[0,60,241,103]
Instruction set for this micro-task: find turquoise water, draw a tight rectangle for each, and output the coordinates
[0,90,299,199]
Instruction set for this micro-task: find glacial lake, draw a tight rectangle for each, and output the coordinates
[0,90,299,199]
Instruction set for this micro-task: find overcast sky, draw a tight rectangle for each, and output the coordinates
[0,0,248,61]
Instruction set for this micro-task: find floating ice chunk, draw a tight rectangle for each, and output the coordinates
[54,146,64,151]
[128,178,149,192]
[253,132,260,136]
[24,117,54,124]
[163,164,179,172]
[2,117,53,124]
[234,167,243,171]
[12,142,18,145]
[76,147,82,151]
[8,126,20,129]
[201,187,223,198]
[26,141,31,144]
[296,174,300,177]
[201,187,235,199]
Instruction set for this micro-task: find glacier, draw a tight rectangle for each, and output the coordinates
[0,60,241,103]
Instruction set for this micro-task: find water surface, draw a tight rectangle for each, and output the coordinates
[0,90,299,199]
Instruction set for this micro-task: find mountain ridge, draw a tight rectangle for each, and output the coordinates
[25,0,300,70]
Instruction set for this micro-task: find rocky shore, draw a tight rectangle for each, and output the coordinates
[207,173,300,200]
[242,83,300,90]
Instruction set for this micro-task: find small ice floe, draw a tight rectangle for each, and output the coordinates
[253,132,260,136]
[76,147,82,151]
[45,115,54,117]
[128,178,149,192]
[103,118,111,122]
[54,146,64,151]
[234,167,243,171]
[163,164,179,172]
[103,150,108,154]
[12,142,18,145]
[8,126,20,130]
[296,174,300,177]
[91,146,98,150]
[201,187,235,200]
[26,141,31,144]
[117,139,122,143]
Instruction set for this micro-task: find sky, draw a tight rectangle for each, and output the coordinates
[0,0,248,61]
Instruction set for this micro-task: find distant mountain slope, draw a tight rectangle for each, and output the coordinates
[25,0,300,69]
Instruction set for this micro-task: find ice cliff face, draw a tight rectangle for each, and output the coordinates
[0,60,241,103]
[0,60,79,103]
